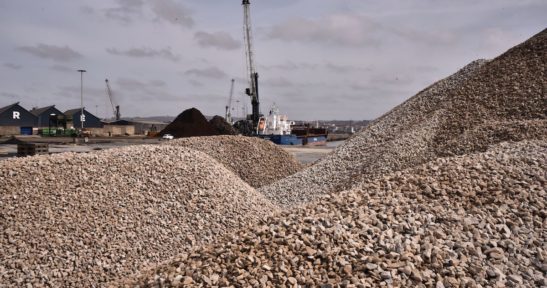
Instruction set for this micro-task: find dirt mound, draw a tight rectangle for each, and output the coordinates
[165,135,303,188]
[0,146,278,286]
[120,140,546,287]
[260,29,547,208]
[209,115,237,135]
[159,107,218,138]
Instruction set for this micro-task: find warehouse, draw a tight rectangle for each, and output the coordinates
[110,119,168,135]
[0,102,38,136]
[30,105,66,128]
[64,108,102,129]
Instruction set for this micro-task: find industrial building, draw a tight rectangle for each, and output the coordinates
[0,102,37,136]
[30,105,66,128]
[64,108,103,129]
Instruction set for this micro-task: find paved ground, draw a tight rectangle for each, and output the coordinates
[0,136,342,164]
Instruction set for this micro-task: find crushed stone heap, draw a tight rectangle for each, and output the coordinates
[209,115,238,135]
[159,107,218,138]
[0,145,278,286]
[260,28,546,208]
[165,135,303,188]
[120,140,546,287]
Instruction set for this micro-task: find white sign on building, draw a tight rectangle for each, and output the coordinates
[12,111,20,119]
[80,114,86,122]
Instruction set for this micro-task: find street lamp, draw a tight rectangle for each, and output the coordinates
[77,69,86,131]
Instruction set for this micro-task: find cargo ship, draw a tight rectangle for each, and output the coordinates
[291,124,328,146]
[256,105,327,146]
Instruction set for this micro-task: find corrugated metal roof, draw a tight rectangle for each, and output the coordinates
[29,105,56,116]
[0,102,19,115]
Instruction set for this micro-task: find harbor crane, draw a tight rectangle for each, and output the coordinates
[242,0,261,130]
[105,79,121,121]
[225,79,235,123]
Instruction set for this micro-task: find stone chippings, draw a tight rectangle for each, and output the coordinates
[259,29,547,208]
[0,145,278,286]
[165,135,303,188]
[119,140,547,287]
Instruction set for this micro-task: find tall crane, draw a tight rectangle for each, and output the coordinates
[225,79,235,124]
[242,0,260,130]
[105,79,121,121]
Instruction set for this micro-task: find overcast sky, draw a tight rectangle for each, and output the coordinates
[0,0,545,120]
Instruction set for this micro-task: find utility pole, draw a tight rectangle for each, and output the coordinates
[77,69,86,131]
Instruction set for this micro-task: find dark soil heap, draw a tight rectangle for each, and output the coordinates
[209,115,237,135]
[159,108,218,138]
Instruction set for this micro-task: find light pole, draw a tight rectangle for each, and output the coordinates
[77,69,86,131]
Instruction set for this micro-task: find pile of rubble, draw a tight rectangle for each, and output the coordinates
[0,145,278,286]
[260,29,546,208]
[165,135,303,188]
[120,140,546,287]
[209,115,238,135]
[159,107,218,138]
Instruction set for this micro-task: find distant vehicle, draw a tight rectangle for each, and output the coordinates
[162,134,174,140]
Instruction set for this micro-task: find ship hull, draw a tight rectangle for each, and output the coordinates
[259,134,302,145]
[301,135,327,146]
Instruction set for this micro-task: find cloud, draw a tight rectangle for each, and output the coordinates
[80,5,94,15]
[103,0,144,24]
[184,67,227,79]
[114,77,179,101]
[3,63,21,70]
[150,0,194,28]
[55,86,106,100]
[49,65,74,73]
[325,63,370,73]
[194,31,241,50]
[106,47,180,61]
[266,13,452,47]
[188,79,203,87]
[260,61,318,71]
[1,92,20,99]
[267,14,382,46]
[263,77,296,87]
[17,44,83,62]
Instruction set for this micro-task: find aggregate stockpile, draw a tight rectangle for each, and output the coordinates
[165,135,303,188]
[260,29,547,208]
[159,108,218,138]
[0,146,278,286]
[209,115,238,135]
[121,141,546,287]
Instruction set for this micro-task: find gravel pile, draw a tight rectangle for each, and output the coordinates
[159,108,218,138]
[209,116,237,135]
[260,29,546,208]
[120,140,546,287]
[0,145,278,286]
[165,135,303,188]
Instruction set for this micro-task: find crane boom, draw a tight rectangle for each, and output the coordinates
[242,0,260,129]
[225,79,235,123]
[105,79,121,121]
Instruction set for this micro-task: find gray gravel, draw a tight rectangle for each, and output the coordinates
[0,145,278,286]
[120,140,546,287]
[259,28,546,208]
[164,135,303,188]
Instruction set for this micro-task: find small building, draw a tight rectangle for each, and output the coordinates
[64,108,103,129]
[0,102,38,135]
[119,120,168,135]
[30,105,66,128]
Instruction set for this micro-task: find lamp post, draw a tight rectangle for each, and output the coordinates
[77,69,86,131]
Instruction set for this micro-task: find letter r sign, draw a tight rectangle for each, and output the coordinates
[13,111,20,119]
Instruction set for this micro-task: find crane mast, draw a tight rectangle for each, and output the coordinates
[225,78,235,123]
[105,79,120,121]
[242,0,260,129]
